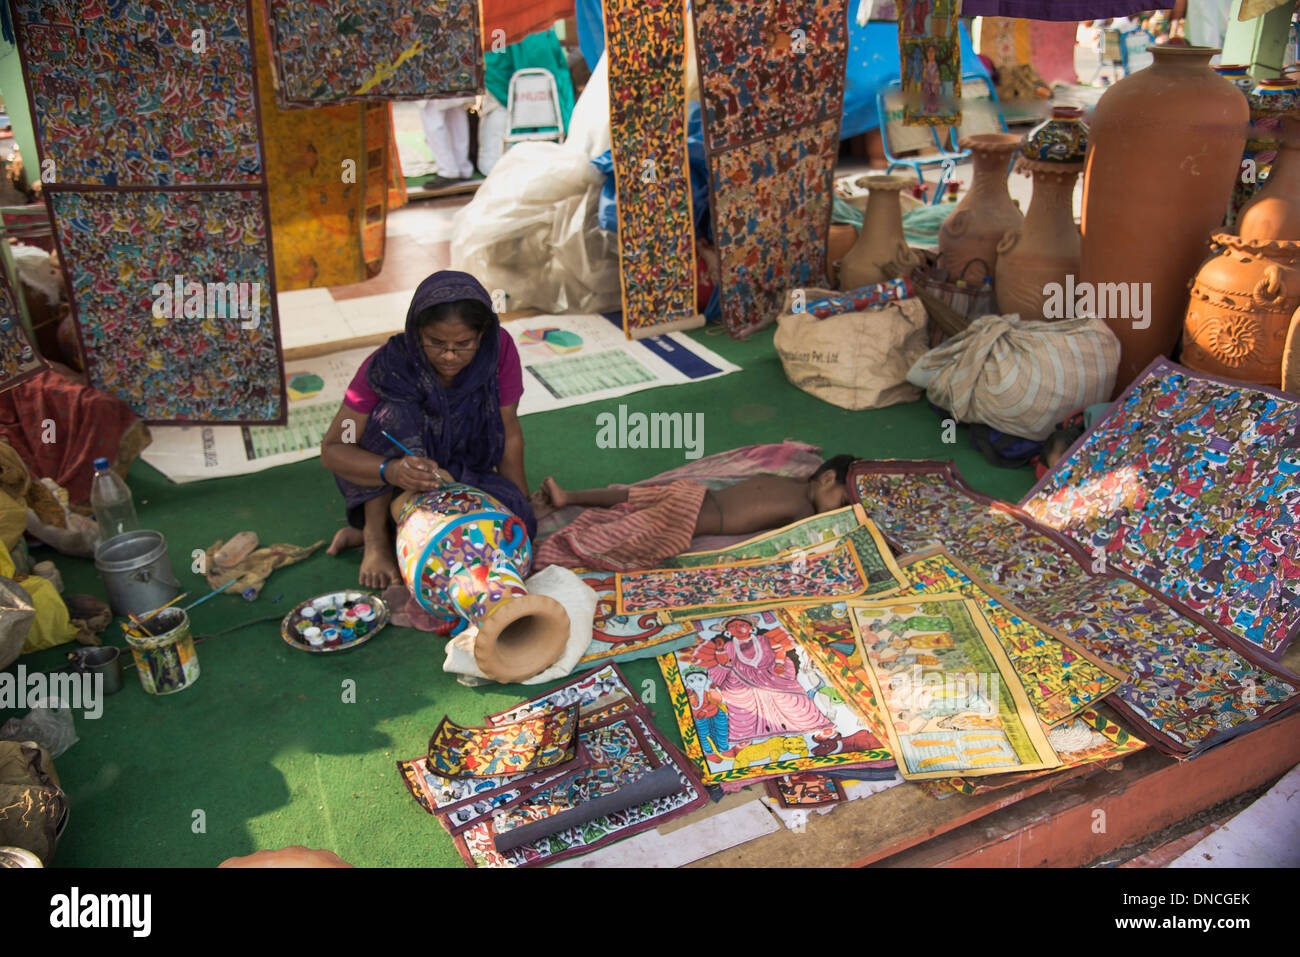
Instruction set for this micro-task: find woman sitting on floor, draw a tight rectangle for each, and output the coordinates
[320,270,533,587]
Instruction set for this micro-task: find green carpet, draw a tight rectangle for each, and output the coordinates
[4,323,1037,867]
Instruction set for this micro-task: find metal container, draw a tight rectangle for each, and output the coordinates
[93,530,182,618]
[69,645,124,695]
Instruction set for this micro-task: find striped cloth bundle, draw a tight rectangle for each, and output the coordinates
[905,314,1121,441]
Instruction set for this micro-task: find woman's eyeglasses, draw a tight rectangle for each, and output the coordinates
[422,340,479,356]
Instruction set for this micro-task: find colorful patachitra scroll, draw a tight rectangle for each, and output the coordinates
[265,0,483,107]
[255,0,396,290]
[0,270,47,393]
[13,0,286,424]
[848,460,1300,757]
[658,607,893,785]
[848,594,1060,780]
[1023,358,1300,659]
[604,0,701,338]
[898,0,963,127]
[692,0,849,337]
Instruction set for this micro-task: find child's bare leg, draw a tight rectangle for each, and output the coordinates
[360,491,400,589]
[540,476,630,509]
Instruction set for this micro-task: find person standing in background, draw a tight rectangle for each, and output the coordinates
[418,97,477,189]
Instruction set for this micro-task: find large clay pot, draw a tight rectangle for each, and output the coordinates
[1181,233,1300,388]
[995,159,1083,322]
[937,133,1023,282]
[394,483,569,682]
[1080,46,1248,393]
[1239,116,1300,242]
[839,174,919,289]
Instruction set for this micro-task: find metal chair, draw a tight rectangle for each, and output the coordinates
[503,68,565,150]
[876,81,969,192]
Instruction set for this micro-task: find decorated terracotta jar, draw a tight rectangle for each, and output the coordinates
[1182,233,1300,388]
[394,483,568,682]
[1212,64,1254,94]
[1022,107,1089,164]
[1249,76,1300,120]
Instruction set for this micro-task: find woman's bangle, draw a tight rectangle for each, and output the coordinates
[379,456,399,485]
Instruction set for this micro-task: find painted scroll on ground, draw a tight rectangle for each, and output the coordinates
[265,0,483,107]
[849,460,1300,756]
[848,594,1060,779]
[897,546,1128,725]
[13,0,285,424]
[692,0,849,337]
[658,607,893,786]
[604,0,701,338]
[1023,358,1300,659]
[0,270,47,393]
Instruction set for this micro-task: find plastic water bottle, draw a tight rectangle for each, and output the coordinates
[90,458,138,541]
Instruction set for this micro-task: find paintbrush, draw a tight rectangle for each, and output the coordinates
[183,578,238,612]
[381,431,437,473]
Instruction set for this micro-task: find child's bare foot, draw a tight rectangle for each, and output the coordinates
[540,476,569,509]
[529,488,555,520]
[359,540,401,589]
[327,526,363,555]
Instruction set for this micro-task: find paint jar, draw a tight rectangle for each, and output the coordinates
[321,627,341,643]
[302,627,323,647]
[300,606,319,622]
[352,617,370,637]
[125,608,199,695]
[340,627,355,641]
[320,606,339,622]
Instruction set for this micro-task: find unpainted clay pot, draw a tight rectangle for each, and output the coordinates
[1181,233,1300,388]
[1080,46,1249,393]
[839,174,919,289]
[937,132,1023,281]
[1239,116,1300,242]
[995,159,1083,322]
[395,484,569,683]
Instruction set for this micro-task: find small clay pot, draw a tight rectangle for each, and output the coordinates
[1249,76,1300,119]
[937,133,1023,281]
[1022,107,1089,164]
[1182,233,1300,388]
[839,174,918,289]
[996,159,1083,321]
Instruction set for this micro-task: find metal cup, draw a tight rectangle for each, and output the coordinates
[69,646,124,695]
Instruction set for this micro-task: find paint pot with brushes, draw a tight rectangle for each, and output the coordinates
[124,607,200,696]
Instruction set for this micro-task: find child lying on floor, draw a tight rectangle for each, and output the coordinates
[529,454,857,572]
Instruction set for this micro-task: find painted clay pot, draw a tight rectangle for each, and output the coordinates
[1080,46,1249,393]
[394,483,569,683]
[1249,76,1300,119]
[839,174,919,289]
[1181,233,1300,388]
[1022,107,1089,163]
[1239,116,1300,242]
[937,133,1023,282]
[219,846,354,868]
[1212,64,1254,94]
[995,159,1083,321]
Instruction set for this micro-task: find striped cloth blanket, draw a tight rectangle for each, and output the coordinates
[906,315,1120,441]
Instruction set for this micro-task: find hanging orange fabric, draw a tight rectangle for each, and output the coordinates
[480,0,574,48]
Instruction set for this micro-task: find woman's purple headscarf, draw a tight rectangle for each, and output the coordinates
[336,270,536,537]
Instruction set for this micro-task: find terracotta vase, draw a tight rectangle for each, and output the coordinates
[1080,46,1249,393]
[1181,233,1300,388]
[1022,107,1089,164]
[937,133,1023,281]
[839,174,919,289]
[995,160,1083,322]
[394,483,569,683]
[1239,116,1300,242]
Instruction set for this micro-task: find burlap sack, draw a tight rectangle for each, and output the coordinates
[0,741,66,863]
[773,291,930,410]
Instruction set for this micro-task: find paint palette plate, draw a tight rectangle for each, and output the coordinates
[281,590,389,654]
